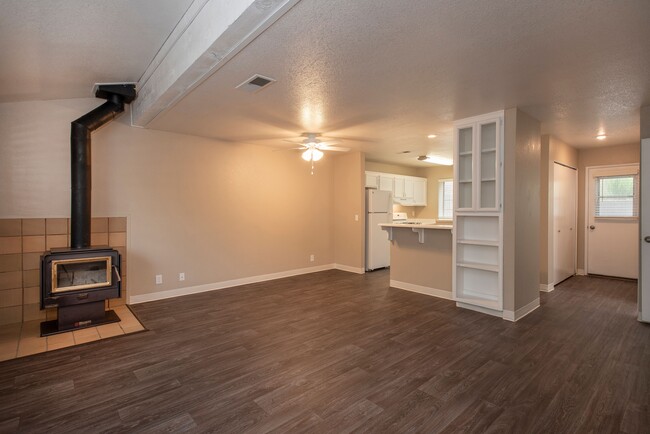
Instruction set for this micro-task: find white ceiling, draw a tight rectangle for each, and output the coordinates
[2,0,650,166]
[0,0,193,102]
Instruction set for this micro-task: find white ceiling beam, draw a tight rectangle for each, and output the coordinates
[131,0,301,127]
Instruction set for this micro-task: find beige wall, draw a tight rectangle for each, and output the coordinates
[576,142,640,271]
[332,152,365,270]
[539,135,578,286]
[0,98,368,300]
[414,166,454,219]
[503,108,541,312]
[365,161,419,176]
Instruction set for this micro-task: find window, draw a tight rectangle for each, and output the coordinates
[438,179,453,220]
[594,174,639,218]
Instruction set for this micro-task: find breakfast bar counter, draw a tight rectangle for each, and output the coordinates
[379,222,453,300]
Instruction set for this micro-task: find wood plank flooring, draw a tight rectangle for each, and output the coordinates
[0,270,648,433]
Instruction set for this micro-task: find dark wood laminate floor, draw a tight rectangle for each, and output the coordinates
[0,270,648,433]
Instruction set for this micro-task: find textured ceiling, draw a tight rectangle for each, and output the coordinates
[0,0,193,102]
[2,0,649,166]
[148,0,650,164]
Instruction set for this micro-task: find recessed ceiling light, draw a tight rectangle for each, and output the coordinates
[427,134,437,139]
[417,155,453,165]
[596,134,607,140]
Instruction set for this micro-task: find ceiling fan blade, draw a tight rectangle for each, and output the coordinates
[322,146,350,152]
[272,146,306,152]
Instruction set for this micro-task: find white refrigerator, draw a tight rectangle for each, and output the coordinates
[366,189,393,271]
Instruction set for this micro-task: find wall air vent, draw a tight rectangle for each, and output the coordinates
[236,74,276,93]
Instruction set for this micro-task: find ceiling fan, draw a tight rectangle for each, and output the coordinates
[285,133,350,174]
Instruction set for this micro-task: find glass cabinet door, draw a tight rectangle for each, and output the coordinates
[457,126,474,209]
[479,121,498,209]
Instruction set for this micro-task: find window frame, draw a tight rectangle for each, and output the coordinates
[594,173,639,220]
[438,178,453,221]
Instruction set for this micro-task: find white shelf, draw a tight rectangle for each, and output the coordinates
[457,239,499,246]
[459,179,472,183]
[481,148,496,153]
[481,178,496,182]
[457,262,499,272]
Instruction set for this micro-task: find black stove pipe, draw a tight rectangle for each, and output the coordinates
[70,84,136,249]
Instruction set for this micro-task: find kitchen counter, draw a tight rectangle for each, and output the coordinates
[379,222,452,229]
[379,222,453,301]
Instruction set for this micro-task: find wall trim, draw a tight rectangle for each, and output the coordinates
[539,283,555,292]
[576,268,586,276]
[129,263,337,304]
[390,280,453,300]
[503,297,540,322]
[334,264,365,274]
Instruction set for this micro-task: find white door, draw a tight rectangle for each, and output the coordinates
[586,165,639,279]
[553,163,577,284]
[640,138,650,322]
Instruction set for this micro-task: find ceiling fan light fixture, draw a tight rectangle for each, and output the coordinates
[302,148,324,162]
[418,155,453,165]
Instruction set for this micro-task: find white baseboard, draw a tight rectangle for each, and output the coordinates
[334,264,365,274]
[502,297,540,322]
[577,268,586,276]
[456,302,502,318]
[539,283,555,292]
[129,263,337,304]
[390,280,453,300]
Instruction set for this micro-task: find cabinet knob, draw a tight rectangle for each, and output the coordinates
[645,236,650,243]
[589,225,595,230]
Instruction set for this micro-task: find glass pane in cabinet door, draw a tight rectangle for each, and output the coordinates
[480,181,496,208]
[459,182,472,208]
[481,150,496,180]
[480,122,496,151]
[459,154,472,182]
[458,127,473,154]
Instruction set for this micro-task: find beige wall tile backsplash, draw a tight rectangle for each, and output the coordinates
[0,217,127,326]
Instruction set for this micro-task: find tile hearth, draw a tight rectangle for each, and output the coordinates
[0,305,145,361]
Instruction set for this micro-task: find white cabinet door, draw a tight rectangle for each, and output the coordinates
[365,173,379,188]
[394,176,405,199]
[404,178,414,199]
[379,175,394,193]
[413,178,427,206]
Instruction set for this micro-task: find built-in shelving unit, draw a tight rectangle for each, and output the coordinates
[453,111,504,314]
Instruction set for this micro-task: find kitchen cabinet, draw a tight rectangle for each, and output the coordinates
[365,173,379,189]
[365,171,427,207]
[413,178,427,206]
[379,175,394,193]
[452,111,504,314]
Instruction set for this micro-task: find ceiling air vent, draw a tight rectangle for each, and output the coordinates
[236,74,276,93]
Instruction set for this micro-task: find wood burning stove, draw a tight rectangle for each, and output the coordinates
[41,247,122,335]
[40,84,136,336]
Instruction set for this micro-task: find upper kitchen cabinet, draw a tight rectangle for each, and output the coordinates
[365,172,379,189]
[365,171,427,206]
[453,111,503,211]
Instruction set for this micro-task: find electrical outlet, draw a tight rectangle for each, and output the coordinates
[310,254,315,262]
[179,272,185,281]
[155,274,163,285]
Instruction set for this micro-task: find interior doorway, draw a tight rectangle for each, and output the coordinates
[553,162,577,284]
[585,164,639,279]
